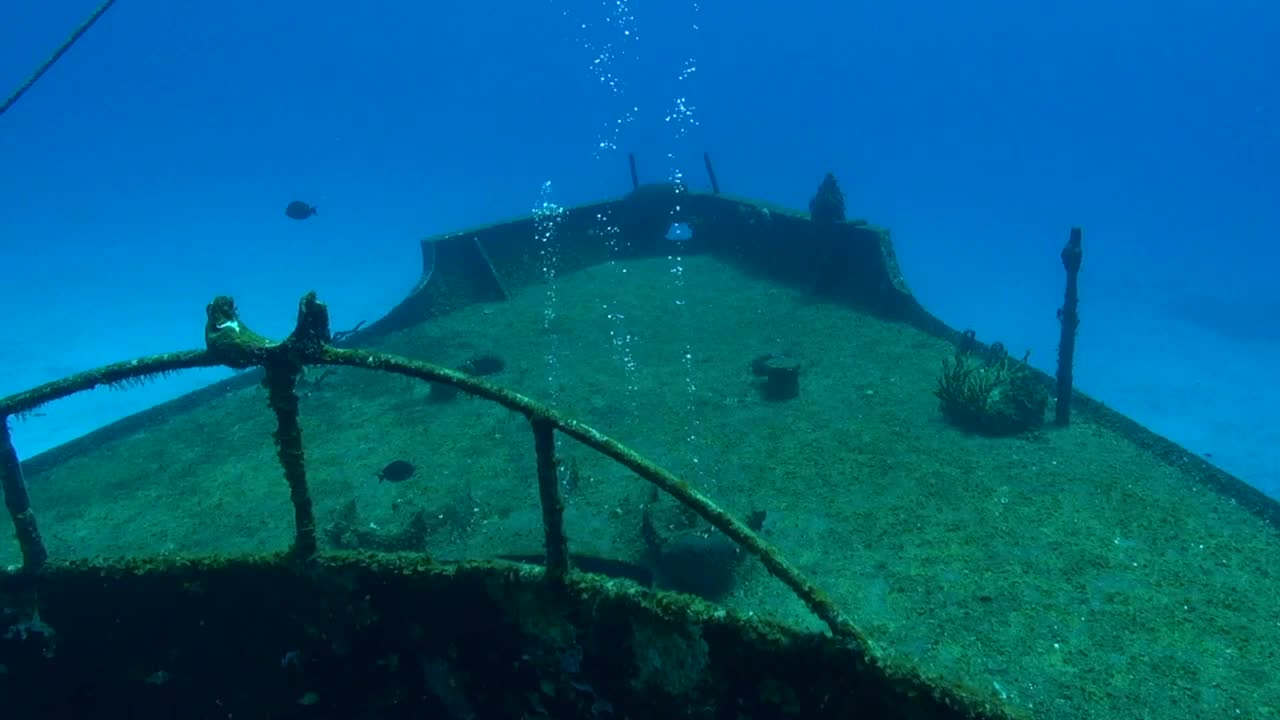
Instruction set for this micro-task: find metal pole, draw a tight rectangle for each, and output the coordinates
[0,418,47,572]
[531,418,569,582]
[1055,227,1083,426]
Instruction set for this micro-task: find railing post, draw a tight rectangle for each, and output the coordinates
[531,417,570,582]
[0,417,47,573]
[264,366,317,559]
[205,294,326,560]
[1055,227,1083,426]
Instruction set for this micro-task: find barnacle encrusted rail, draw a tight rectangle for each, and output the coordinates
[0,292,867,649]
[0,351,223,575]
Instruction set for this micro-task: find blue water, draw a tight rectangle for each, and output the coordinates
[1,1,1277,494]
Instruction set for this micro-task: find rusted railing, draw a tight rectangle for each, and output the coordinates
[0,292,868,647]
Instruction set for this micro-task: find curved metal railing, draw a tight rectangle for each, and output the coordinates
[0,292,867,647]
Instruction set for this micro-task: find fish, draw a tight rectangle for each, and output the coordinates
[285,201,318,220]
[377,460,417,483]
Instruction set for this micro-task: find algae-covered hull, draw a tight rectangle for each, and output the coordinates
[3,188,1278,720]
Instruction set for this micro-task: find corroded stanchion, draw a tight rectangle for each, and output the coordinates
[264,365,315,558]
[204,294,326,558]
[531,418,570,583]
[703,152,721,194]
[0,418,46,573]
[1055,227,1083,427]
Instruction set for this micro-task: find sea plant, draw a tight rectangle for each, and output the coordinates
[935,340,1048,436]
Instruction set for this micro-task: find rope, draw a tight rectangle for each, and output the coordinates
[0,0,118,118]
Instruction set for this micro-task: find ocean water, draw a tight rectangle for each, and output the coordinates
[0,0,1277,499]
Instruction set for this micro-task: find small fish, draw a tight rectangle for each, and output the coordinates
[377,460,417,483]
[285,201,318,220]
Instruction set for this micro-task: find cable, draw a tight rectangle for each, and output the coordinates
[0,0,118,118]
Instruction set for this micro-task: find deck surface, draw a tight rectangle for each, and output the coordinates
[5,255,1278,719]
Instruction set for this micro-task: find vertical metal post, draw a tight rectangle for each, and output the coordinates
[0,417,47,573]
[703,152,721,194]
[263,366,317,558]
[1055,227,1084,426]
[531,418,570,582]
